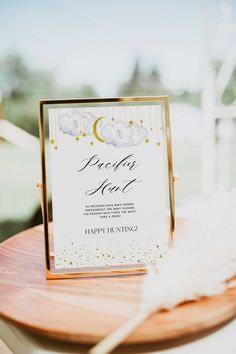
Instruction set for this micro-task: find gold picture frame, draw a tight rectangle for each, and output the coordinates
[39,96,175,279]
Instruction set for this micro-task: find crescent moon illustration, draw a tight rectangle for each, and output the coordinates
[93,115,105,143]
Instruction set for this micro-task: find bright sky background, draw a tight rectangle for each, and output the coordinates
[0,0,235,95]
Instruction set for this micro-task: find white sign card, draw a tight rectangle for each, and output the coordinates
[39,97,174,278]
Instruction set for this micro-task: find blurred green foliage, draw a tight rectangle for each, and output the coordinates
[0,53,98,137]
[1,54,235,139]
[118,59,201,107]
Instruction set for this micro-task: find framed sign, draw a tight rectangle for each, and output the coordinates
[39,96,175,279]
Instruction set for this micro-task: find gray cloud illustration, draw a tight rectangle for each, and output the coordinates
[98,121,148,147]
[59,112,96,137]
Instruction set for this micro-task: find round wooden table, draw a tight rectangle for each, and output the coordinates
[0,223,236,348]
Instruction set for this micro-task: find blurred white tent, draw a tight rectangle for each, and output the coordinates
[202,0,236,194]
[0,119,39,152]
[0,93,39,152]
[170,103,201,144]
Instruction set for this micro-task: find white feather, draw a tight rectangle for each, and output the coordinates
[141,190,236,313]
[90,191,236,354]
